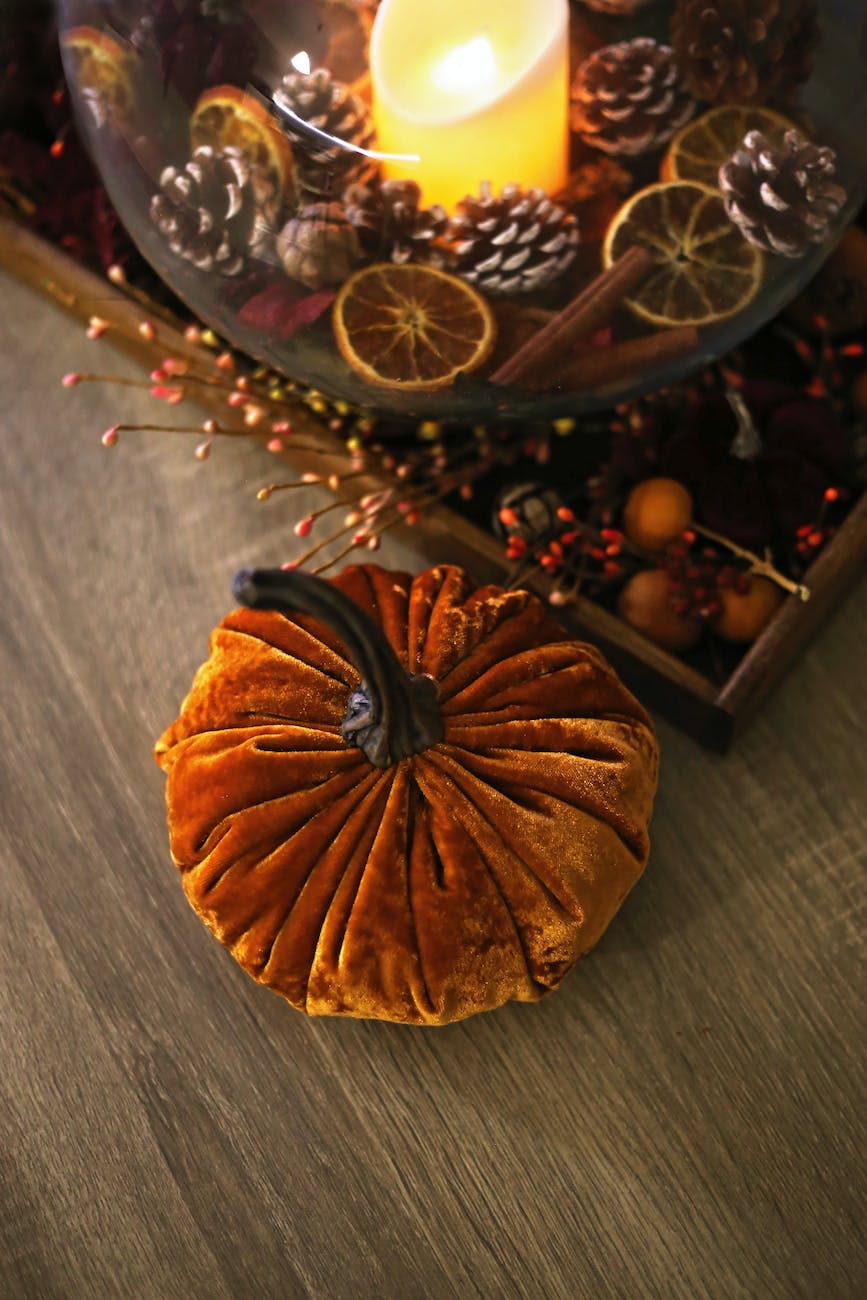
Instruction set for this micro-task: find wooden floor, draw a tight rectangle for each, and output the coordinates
[1,272,865,1300]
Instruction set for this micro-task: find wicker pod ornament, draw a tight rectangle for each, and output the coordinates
[448,182,580,297]
[571,38,695,158]
[155,565,659,1026]
[343,179,448,265]
[150,145,277,276]
[670,0,818,106]
[276,201,362,288]
[493,482,567,545]
[272,67,375,197]
[719,129,846,257]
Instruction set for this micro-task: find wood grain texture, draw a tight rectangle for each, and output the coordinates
[1,271,865,1300]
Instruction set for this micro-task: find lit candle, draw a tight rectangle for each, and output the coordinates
[370,0,570,213]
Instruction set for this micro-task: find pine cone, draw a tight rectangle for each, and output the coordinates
[272,67,375,197]
[571,39,695,157]
[149,146,277,276]
[276,202,362,288]
[671,0,818,105]
[719,129,846,258]
[343,179,448,265]
[447,183,579,297]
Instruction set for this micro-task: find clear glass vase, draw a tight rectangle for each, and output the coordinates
[59,0,867,422]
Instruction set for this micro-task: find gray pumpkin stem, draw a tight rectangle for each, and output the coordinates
[726,390,763,461]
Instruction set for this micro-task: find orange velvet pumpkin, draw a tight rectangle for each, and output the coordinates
[155,565,659,1025]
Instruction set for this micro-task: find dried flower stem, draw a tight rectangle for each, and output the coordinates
[690,523,811,601]
[260,471,366,500]
[71,356,339,425]
[309,513,403,574]
[287,514,374,570]
[102,266,191,333]
[70,372,160,390]
[111,421,212,435]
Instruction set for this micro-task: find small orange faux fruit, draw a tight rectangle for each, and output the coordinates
[623,477,694,552]
[712,577,784,643]
[661,105,798,187]
[603,181,764,327]
[333,263,497,391]
[618,569,702,653]
[191,85,295,204]
[60,26,135,126]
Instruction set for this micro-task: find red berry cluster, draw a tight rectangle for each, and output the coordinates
[795,523,836,562]
[662,532,748,619]
[498,506,626,585]
[794,486,845,564]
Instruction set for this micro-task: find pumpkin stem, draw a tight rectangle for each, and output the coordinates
[726,390,763,460]
[233,569,443,769]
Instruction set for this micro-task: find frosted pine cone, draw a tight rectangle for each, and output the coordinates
[571,38,695,157]
[276,202,362,288]
[272,67,375,197]
[447,183,579,297]
[150,146,277,276]
[343,179,448,264]
[671,0,818,106]
[719,129,846,257]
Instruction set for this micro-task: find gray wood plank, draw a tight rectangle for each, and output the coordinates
[1,271,865,1300]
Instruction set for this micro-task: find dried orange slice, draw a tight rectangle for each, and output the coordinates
[603,182,764,327]
[661,105,798,187]
[333,264,497,392]
[60,26,135,127]
[191,85,295,204]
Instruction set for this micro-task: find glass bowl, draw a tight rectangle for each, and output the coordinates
[59,0,867,422]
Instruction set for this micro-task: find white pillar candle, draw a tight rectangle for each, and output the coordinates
[370,0,570,213]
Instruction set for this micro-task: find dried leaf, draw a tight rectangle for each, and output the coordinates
[238,280,336,340]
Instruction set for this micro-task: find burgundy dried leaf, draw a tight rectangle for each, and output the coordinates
[152,1,259,103]
[0,130,52,188]
[239,280,335,341]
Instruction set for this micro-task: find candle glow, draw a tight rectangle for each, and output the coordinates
[371,0,570,213]
[432,36,496,96]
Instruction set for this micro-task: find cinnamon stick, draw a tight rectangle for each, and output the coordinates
[552,326,701,393]
[491,245,655,388]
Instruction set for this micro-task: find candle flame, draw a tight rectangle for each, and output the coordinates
[291,50,311,75]
[432,36,496,95]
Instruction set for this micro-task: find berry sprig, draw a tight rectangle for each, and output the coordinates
[688,522,810,602]
[773,317,866,414]
[62,309,375,464]
[497,494,633,604]
[793,485,847,569]
[66,304,586,575]
[662,534,747,621]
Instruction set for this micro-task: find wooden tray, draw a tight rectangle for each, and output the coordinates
[2,213,865,751]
